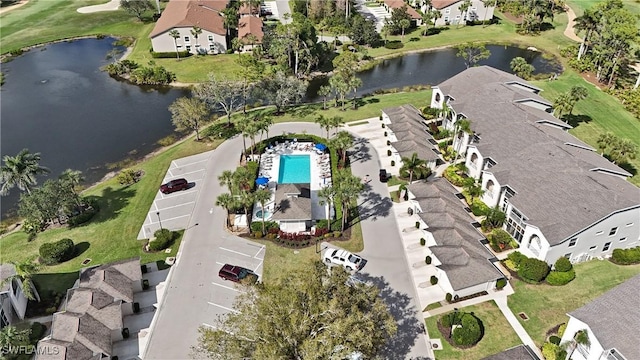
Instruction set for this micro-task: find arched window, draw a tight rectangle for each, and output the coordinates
[529,235,541,256]
[470,153,479,167]
[485,179,494,192]
[435,93,441,102]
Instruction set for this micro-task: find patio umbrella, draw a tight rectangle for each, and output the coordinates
[255,177,269,185]
[315,143,327,151]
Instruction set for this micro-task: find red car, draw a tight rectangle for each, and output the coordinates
[218,264,258,284]
[160,178,188,194]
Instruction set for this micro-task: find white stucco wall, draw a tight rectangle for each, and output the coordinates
[560,317,604,360]
[435,0,495,26]
[518,225,551,261]
[151,27,227,54]
[480,172,501,208]
[465,146,484,179]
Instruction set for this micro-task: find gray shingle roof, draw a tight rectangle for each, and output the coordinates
[46,312,111,357]
[65,288,123,331]
[79,257,141,303]
[271,184,312,221]
[436,66,640,244]
[408,179,502,291]
[568,274,640,359]
[483,345,540,360]
[384,105,441,162]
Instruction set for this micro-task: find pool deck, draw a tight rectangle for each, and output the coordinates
[252,141,332,222]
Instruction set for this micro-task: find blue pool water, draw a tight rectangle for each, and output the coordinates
[278,155,311,183]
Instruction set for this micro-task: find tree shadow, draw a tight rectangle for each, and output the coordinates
[355,190,393,222]
[539,22,555,32]
[563,114,592,128]
[349,137,373,164]
[26,272,80,317]
[288,104,318,118]
[83,185,136,224]
[618,162,637,176]
[355,273,431,359]
[74,242,91,258]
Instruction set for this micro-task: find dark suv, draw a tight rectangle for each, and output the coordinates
[218,264,258,284]
[379,169,388,182]
[160,178,188,194]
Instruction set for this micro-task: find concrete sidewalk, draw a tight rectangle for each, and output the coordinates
[77,0,120,13]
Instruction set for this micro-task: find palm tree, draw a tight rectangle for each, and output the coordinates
[329,116,344,138]
[238,191,255,224]
[568,86,588,114]
[318,185,337,223]
[254,189,272,235]
[1,258,41,301]
[480,0,496,27]
[1,149,50,196]
[236,117,251,156]
[596,132,616,155]
[222,7,239,43]
[610,138,637,165]
[574,10,598,60]
[59,169,84,207]
[349,77,362,110]
[400,153,427,183]
[218,170,235,194]
[318,85,331,110]
[562,329,591,360]
[457,0,471,27]
[334,170,364,232]
[399,19,411,41]
[452,118,471,163]
[331,131,354,165]
[191,26,202,53]
[553,93,573,121]
[245,120,261,156]
[315,115,332,140]
[233,167,253,192]
[510,57,535,79]
[216,193,236,226]
[256,115,273,142]
[463,178,484,202]
[168,30,181,60]
[381,24,390,46]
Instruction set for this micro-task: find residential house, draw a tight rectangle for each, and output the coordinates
[430,66,640,264]
[36,258,143,360]
[560,274,640,360]
[383,0,423,26]
[238,16,264,52]
[150,0,228,55]
[0,264,40,329]
[483,345,540,360]
[382,105,441,171]
[407,178,504,299]
[431,0,495,26]
[270,184,313,233]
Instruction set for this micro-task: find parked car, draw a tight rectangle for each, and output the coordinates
[323,248,366,272]
[160,178,188,194]
[379,169,388,182]
[218,264,258,284]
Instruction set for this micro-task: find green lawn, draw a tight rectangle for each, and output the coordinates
[508,260,640,347]
[532,70,640,185]
[567,0,640,19]
[425,301,521,360]
[0,139,213,273]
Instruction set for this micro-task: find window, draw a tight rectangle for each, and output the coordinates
[208,35,214,41]
[455,15,461,19]
[209,44,216,51]
[568,238,578,247]
[603,242,611,251]
[470,153,479,169]
[626,222,634,227]
[177,45,182,48]
[186,45,191,52]
[609,227,618,236]
[445,8,450,14]
[444,16,449,22]
[184,36,190,42]
[589,245,597,251]
[435,93,441,102]
[595,231,603,235]
[620,237,627,242]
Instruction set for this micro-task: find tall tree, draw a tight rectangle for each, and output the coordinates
[254,189,272,235]
[315,114,332,139]
[399,19,411,41]
[510,57,535,79]
[318,85,331,110]
[480,0,496,27]
[168,97,210,141]
[216,193,236,223]
[191,26,203,52]
[609,138,637,165]
[453,118,471,163]
[386,5,412,35]
[1,258,41,301]
[334,169,364,231]
[258,71,307,114]
[330,131,354,164]
[168,30,181,60]
[457,0,471,27]
[120,0,153,21]
[238,190,255,224]
[235,54,266,114]
[573,9,598,60]
[318,185,337,223]
[553,93,573,120]
[329,116,344,137]
[59,169,84,208]
[596,132,616,155]
[195,76,244,125]
[400,153,427,183]
[221,7,239,40]
[193,261,397,359]
[1,149,50,196]
[455,43,491,68]
[568,86,588,114]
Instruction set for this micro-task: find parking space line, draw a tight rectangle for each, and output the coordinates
[177,168,206,177]
[212,282,240,292]
[154,214,191,223]
[155,188,198,200]
[168,169,174,177]
[208,302,239,313]
[151,201,196,213]
[219,247,251,257]
[174,158,209,168]
[253,245,266,259]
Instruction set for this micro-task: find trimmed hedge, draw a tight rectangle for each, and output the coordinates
[546,269,576,286]
[250,220,279,234]
[507,251,528,269]
[549,335,561,345]
[451,313,484,346]
[430,275,438,285]
[517,258,550,283]
[150,50,191,59]
[496,278,507,289]
[39,238,75,265]
[149,229,175,252]
[68,207,98,227]
[384,40,404,49]
[611,246,640,265]
[554,256,573,272]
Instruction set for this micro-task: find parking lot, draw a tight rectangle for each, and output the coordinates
[137,151,212,240]
[202,237,265,328]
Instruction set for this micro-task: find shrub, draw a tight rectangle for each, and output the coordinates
[382,123,385,128]
[415,221,420,229]
[384,131,387,137]
[202,122,240,140]
[518,257,550,283]
[250,220,279,234]
[148,229,174,251]
[546,269,576,286]
[503,259,517,272]
[611,247,640,265]
[483,206,506,230]
[133,302,140,313]
[445,293,452,302]
[46,307,57,315]
[29,322,46,342]
[430,276,438,285]
[420,238,426,246]
[507,252,528,269]
[386,140,391,146]
[549,335,561,345]
[542,342,565,360]
[384,40,404,49]
[489,229,512,251]
[391,160,395,166]
[68,207,98,227]
[142,279,150,290]
[558,323,567,337]
[122,328,130,339]
[554,256,573,272]
[150,50,191,59]
[39,238,75,265]
[496,278,507,289]
[470,200,490,216]
[452,313,484,346]
[316,219,329,230]
[333,231,341,238]
[117,169,141,186]
[387,149,392,156]
[426,256,432,264]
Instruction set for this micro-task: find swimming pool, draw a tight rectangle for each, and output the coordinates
[278,155,311,183]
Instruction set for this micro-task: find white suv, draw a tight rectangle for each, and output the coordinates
[323,248,366,272]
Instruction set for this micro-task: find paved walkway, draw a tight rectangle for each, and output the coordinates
[0,0,29,15]
[77,0,120,13]
[563,5,582,43]
[494,296,544,359]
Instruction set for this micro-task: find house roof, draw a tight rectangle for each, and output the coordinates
[150,0,228,38]
[79,257,142,303]
[35,338,98,360]
[483,345,540,360]
[45,312,112,357]
[437,66,640,244]
[271,184,312,221]
[408,178,502,291]
[383,0,421,19]
[0,264,16,293]
[568,274,640,359]
[238,16,264,43]
[384,105,441,161]
[65,288,123,331]
[431,0,463,9]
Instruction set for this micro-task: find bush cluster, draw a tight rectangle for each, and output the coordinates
[542,342,567,360]
[315,219,341,232]
[470,200,490,216]
[546,269,576,286]
[422,107,439,119]
[611,246,640,265]
[148,229,175,252]
[554,257,573,272]
[117,169,142,186]
[489,229,513,251]
[443,166,466,187]
[430,276,438,285]
[250,221,279,234]
[202,122,240,140]
[442,312,483,346]
[39,238,75,265]
[384,41,404,49]
[496,278,507,289]
[507,251,527,268]
[150,50,192,59]
[68,207,98,227]
[517,258,550,283]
